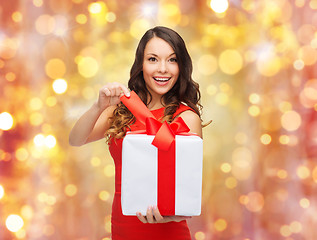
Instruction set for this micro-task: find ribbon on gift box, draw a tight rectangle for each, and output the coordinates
[120,91,191,215]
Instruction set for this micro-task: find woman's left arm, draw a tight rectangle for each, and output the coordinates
[178,110,203,138]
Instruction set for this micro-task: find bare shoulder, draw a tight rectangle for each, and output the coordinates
[178,110,202,138]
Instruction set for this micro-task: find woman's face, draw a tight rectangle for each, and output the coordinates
[142,37,179,100]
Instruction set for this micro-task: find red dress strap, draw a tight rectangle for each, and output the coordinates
[172,103,195,119]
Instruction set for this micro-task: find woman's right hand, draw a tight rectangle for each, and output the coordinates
[97,82,130,110]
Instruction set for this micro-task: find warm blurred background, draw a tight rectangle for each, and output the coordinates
[0,0,317,239]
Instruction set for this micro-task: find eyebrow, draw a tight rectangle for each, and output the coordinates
[146,53,176,57]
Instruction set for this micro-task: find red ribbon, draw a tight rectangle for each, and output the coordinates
[120,91,191,215]
[121,91,190,151]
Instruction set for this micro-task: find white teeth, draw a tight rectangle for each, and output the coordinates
[154,77,170,82]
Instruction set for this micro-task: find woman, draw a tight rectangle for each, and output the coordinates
[69,26,204,240]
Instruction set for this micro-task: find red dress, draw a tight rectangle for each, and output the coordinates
[109,104,194,240]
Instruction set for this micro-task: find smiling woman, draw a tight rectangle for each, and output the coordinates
[69,26,204,240]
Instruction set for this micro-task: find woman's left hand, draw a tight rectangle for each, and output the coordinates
[136,205,192,224]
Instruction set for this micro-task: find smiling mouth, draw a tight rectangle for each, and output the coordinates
[153,77,171,82]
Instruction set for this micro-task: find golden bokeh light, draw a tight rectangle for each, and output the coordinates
[45,59,66,79]
[245,191,264,212]
[296,165,310,179]
[12,11,23,23]
[99,191,110,201]
[209,0,229,13]
[219,49,243,75]
[0,112,14,131]
[6,214,24,233]
[260,133,272,145]
[35,15,56,35]
[65,184,77,197]
[0,185,4,199]
[220,163,231,173]
[194,231,206,240]
[281,110,302,131]
[77,57,99,78]
[52,78,68,94]
[198,54,218,75]
[299,198,310,208]
[214,219,227,232]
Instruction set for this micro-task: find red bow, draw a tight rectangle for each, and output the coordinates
[120,91,190,151]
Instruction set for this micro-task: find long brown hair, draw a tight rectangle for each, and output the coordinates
[106,26,203,141]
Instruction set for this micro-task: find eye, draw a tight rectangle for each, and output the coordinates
[169,58,177,63]
[148,57,157,62]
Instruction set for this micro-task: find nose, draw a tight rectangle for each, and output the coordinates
[158,61,167,73]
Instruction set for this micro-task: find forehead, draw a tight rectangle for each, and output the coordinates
[144,37,175,55]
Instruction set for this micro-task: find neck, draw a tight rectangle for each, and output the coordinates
[147,93,165,110]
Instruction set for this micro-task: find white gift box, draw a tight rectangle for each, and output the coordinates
[121,133,203,216]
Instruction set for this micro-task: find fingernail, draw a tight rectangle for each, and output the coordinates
[126,92,130,98]
[153,205,157,210]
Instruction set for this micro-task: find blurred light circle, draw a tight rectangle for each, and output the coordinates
[207,84,217,96]
[6,214,24,232]
[298,45,317,65]
[293,59,305,70]
[52,78,68,94]
[12,11,23,22]
[78,57,99,78]
[214,218,227,232]
[300,79,317,108]
[280,225,292,237]
[45,59,66,79]
[194,231,205,240]
[296,165,310,179]
[231,147,252,180]
[106,12,116,22]
[249,93,260,104]
[45,135,56,148]
[248,105,260,117]
[130,19,151,39]
[99,191,110,201]
[0,38,19,59]
[260,133,272,145]
[76,14,87,24]
[65,184,77,197]
[15,148,29,161]
[297,24,316,45]
[35,14,55,35]
[198,54,218,75]
[21,205,34,220]
[219,49,243,75]
[88,2,103,14]
[0,112,14,131]
[53,15,69,36]
[245,192,264,212]
[0,185,4,199]
[33,134,45,147]
[209,0,229,13]
[29,97,43,110]
[33,0,43,7]
[220,163,231,173]
[256,54,281,77]
[281,110,301,131]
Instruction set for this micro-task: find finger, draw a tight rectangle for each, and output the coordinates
[103,87,111,97]
[152,206,164,223]
[136,212,147,224]
[146,206,155,223]
[118,84,130,97]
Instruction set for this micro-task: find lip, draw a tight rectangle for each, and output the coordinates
[153,76,171,86]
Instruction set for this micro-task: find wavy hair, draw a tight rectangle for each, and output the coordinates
[106,26,203,142]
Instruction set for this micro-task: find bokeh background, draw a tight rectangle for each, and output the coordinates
[1,0,317,239]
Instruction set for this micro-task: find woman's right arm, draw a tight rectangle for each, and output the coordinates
[69,83,130,146]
